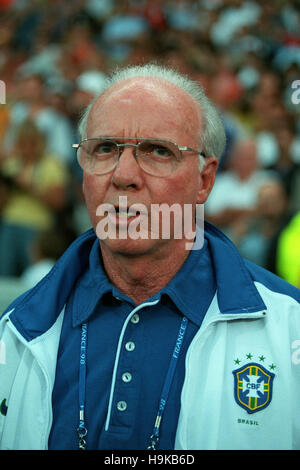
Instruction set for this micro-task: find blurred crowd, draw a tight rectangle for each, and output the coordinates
[0,0,299,307]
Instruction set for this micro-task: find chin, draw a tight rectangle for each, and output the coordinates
[99,236,171,259]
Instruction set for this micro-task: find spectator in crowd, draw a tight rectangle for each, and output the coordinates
[235,180,290,269]
[0,119,68,276]
[3,74,75,165]
[271,122,300,210]
[205,138,277,239]
[21,228,73,288]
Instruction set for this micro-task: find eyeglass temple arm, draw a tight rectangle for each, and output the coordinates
[179,146,207,158]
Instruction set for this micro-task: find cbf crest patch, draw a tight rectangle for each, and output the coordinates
[232,360,275,414]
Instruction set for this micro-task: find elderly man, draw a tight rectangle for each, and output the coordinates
[0,64,300,451]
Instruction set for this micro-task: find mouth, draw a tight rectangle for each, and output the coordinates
[115,207,141,218]
[108,206,142,226]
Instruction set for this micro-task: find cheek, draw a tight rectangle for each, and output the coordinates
[159,181,197,211]
[83,174,95,205]
[83,174,108,225]
[166,167,200,205]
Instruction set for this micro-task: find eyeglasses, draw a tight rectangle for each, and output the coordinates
[72,137,206,177]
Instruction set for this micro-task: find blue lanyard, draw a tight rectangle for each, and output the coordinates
[77,315,188,450]
[147,316,188,450]
[77,323,88,450]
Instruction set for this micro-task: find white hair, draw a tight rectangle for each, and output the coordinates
[77,63,226,165]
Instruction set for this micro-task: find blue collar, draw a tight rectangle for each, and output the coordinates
[7,222,267,341]
[71,237,216,328]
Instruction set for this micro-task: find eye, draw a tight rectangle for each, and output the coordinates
[94,141,116,155]
[152,145,172,157]
[140,142,173,159]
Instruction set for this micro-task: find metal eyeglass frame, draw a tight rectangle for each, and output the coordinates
[72,137,206,174]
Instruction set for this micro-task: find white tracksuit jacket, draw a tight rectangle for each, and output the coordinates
[0,224,300,450]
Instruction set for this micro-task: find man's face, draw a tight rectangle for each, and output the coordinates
[82,77,217,258]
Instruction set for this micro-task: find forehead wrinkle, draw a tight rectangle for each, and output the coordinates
[87,77,202,142]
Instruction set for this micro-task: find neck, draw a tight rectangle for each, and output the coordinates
[100,239,191,305]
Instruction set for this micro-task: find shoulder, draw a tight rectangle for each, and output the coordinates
[244,258,300,305]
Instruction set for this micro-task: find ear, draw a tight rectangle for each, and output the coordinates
[196,157,218,204]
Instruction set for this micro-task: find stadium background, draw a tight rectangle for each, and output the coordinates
[0,0,299,310]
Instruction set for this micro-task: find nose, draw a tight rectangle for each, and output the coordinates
[111,146,144,190]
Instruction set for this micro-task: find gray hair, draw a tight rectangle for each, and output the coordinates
[77,64,226,163]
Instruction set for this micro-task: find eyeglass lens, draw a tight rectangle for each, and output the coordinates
[78,139,181,176]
